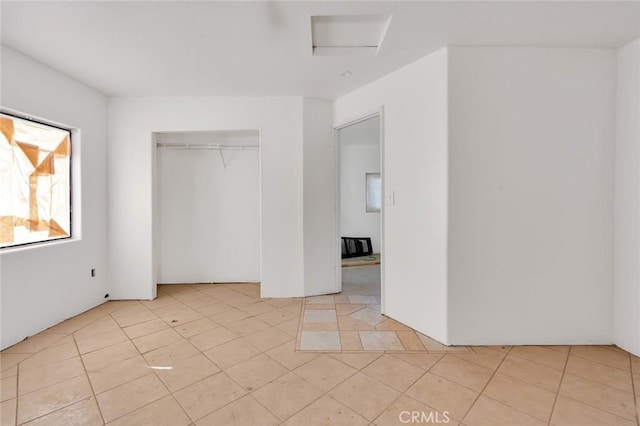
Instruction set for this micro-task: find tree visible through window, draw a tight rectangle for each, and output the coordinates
[0,113,72,248]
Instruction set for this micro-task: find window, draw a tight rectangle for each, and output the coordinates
[365,172,381,212]
[0,112,72,248]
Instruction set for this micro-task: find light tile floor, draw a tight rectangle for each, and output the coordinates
[0,282,638,426]
[297,294,473,353]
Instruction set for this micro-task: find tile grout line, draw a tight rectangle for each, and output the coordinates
[14,358,20,426]
[629,354,639,426]
[71,332,106,426]
[565,350,632,373]
[124,304,194,425]
[367,357,432,424]
[458,345,514,423]
[106,298,198,424]
[546,345,571,425]
[13,325,117,425]
[89,303,165,424]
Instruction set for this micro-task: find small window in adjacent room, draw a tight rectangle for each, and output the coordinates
[365,172,381,212]
[0,112,72,248]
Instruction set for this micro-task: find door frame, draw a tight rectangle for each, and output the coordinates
[333,107,385,313]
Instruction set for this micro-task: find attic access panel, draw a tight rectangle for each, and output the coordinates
[311,15,392,56]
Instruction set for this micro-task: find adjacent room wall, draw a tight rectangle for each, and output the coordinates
[156,132,260,284]
[0,46,108,349]
[447,47,616,345]
[614,39,640,356]
[339,116,381,253]
[334,49,450,343]
[302,98,338,296]
[107,97,305,299]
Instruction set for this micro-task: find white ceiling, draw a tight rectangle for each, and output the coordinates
[1,1,638,99]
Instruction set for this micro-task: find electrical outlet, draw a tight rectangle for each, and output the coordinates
[385,190,395,205]
[91,268,96,277]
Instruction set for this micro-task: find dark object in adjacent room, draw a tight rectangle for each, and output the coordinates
[341,237,373,259]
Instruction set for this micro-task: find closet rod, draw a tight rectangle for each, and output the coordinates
[156,143,259,150]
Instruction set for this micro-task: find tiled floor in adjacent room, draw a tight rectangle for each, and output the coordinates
[1,282,639,425]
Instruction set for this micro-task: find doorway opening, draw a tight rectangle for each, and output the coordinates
[335,113,383,312]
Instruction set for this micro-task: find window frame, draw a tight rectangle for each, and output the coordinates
[0,110,74,249]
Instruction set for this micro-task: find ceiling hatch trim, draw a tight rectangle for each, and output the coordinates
[310,14,393,56]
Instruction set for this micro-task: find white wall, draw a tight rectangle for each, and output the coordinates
[156,133,260,284]
[614,39,640,356]
[302,98,337,296]
[0,46,108,349]
[334,50,450,343]
[339,117,381,253]
[448,47,616,345]
[108,97,304,299]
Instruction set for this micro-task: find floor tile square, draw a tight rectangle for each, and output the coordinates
[108,395,191,426]
[300,331,341,351]
[252,372,324,420]
[123,318,170,339]
[173,372,246,421]
[225,354,289,390]
[87,355,150,394]
[306,295,335,304]
[188,326,237,351]
[256,308,299,325]
[196,395,279,426]
[174,318,219,338]
[339,331,363,351]
[19,342,79,371]
[406,372,478,421]
[204,338,261,369]
[362,354,425,391]
[498,354,563,392]
[570,346,631,370]
[283,395,368,426]
[328,372,401,421]
[550,394,637,426]
[18,375,93,424]
[510,345,567,370]
[430,355,493,392]
[265,341,319,370]
[293,355,356,391]
[20,397,103,426]
[225,317,270,337]
[559,373,636,420]
[374,394,449,426]
[348,308,385,326]
[336,304,365,316]
[304,309,338,323]
[1,398,16,426]
[132,328,182,354]
[81,341,139,371]
[463,395,546,426]
[347,295,378,304]
[329,353,382,369]
[155,353,221,392]
[483,373,556,421]
[96,374,168,423]
[359,331,404,350]
[244,326,294,351]
[18,356,85,396]
[142,338,197,363]
[565,355,633,392]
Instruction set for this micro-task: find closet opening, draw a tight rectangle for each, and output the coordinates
[153,130,261,288]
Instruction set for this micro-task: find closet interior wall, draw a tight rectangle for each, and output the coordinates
[156,131,260,284]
